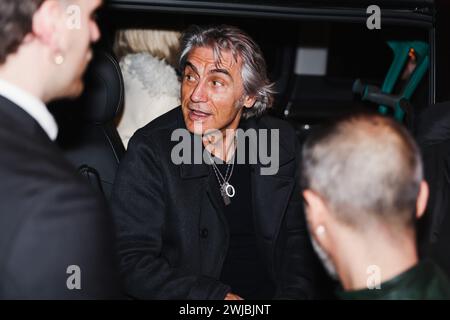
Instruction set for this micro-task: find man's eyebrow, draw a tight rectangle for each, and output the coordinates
[184,61,199,74]
[209,68,232,78]
[184,62,232,79]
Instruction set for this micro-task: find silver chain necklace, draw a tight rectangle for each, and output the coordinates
[207,141,236,206]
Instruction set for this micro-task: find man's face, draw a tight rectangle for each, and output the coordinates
[181,46,249,135]
[59,0,102,98]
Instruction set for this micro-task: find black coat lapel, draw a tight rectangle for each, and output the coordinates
[251,170,295,241]
[246,116,296,242]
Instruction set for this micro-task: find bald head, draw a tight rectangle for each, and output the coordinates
[301,114,423,231]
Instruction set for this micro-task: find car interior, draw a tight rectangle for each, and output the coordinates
[34,1,450,300]
[45,2,450,272]
[47,0,447,200]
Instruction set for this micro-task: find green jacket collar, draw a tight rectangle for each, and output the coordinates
[337,260,450,300]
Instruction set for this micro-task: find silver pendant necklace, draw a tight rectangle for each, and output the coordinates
[208,142,236,206]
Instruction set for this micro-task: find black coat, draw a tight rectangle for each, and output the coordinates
[0,96,119,299]
[416,101,450,276]
[111,107,318,299]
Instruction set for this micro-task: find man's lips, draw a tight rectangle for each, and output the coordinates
[188,108,212,121]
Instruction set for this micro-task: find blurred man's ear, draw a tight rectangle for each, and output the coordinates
[31,0,62,51]
[302,189,327,230]
[416,181,429,219]
[303,189,334,252]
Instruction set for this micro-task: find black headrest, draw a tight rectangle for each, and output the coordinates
[78,50,124,124]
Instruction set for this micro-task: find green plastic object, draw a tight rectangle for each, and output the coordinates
[378,41,429,121]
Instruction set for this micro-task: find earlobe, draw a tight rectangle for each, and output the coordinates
[416,181,429,219]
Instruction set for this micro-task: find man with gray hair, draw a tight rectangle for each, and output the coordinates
[111,25,318,299]
[301,113,450,299]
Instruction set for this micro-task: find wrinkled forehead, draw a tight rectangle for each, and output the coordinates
[185,45,242,73]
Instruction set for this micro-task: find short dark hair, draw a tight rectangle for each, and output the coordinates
[301,113,423,231]
[179,25,275,119]
[0,0,45,64]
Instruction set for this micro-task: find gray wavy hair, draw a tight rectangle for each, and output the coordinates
[179,25,275,119]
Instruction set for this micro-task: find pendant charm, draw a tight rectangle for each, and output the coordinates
[221,188,231,206]
[224,183,235,198]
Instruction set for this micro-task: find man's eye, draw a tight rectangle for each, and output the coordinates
[212,80,223,87]
[185,74,196,82]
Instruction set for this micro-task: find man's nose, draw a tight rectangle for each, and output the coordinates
[190,81,208,102]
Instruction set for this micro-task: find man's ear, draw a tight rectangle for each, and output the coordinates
[302,189,327,230]
[243,95,256,109]
[416,181,429,219]
[31,0,63,51]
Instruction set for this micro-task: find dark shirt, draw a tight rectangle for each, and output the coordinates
[211,134,275,300]
[337,260,450,300]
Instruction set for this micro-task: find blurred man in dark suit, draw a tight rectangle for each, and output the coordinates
[0,0,119,299]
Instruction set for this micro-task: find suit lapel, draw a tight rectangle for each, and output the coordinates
[246,117,296,243]
[251,170,295,240]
